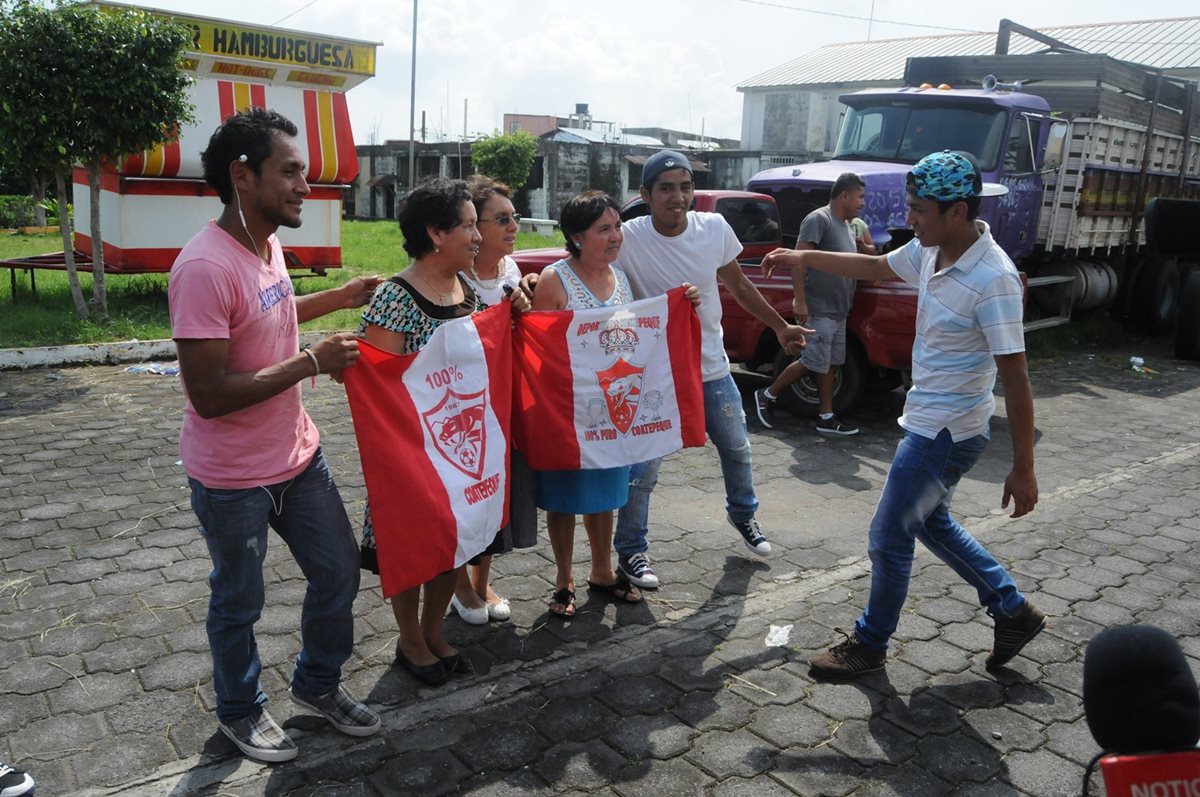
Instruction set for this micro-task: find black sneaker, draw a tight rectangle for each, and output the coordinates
[816,415,858,436]
[986,600,1046,670]
[753,388,775,429]
[729,517,771,556]
[0,761,34,797]
[617,552,659,589]
[809,629,887,679]
[219,709,298,763]
[290,684,381,737]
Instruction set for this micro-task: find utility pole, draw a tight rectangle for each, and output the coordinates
[407,0,417,192]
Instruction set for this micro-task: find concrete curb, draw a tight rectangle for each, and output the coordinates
[0,332,332,370]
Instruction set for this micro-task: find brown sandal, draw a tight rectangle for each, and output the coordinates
[549,586,576,617]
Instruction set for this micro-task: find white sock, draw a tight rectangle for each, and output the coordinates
[763,387,776,401]
[819,412,834,420]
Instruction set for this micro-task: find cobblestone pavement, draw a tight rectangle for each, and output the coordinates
[3,337,1199,796]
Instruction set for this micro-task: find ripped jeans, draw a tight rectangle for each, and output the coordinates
[188,449,360,723]
[615,372,758,556]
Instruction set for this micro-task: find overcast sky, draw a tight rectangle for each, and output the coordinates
[143,0,1197,145]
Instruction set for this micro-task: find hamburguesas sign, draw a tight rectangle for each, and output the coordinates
[182,18,375,76]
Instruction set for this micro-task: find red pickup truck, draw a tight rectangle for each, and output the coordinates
[510,190,916,417]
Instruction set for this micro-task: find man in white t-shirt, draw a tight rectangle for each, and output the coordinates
[612,150,809,589]
[762,150,1044,680]
[169,108,382,762]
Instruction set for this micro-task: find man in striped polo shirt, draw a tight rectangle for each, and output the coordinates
[762,150,1044,679]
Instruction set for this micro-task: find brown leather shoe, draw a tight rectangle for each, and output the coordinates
[809,630,887,679]
[986,600,1046,670]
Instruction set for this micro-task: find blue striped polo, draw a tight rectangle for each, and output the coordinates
[886,222,1025,441]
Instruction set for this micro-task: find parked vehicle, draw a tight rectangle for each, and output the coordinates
[510,189,918,417]
[748,42,1200,353]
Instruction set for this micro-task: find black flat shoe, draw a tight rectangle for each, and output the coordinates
[439,653,471,675]
[394,643,448,686]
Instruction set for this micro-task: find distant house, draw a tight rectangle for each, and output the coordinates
[723,16,1200,185]
[350,106,724,221]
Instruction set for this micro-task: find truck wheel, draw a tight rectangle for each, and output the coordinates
[1133,257,1180,335]
[771,340,866,419]
[1174,270,1200,360]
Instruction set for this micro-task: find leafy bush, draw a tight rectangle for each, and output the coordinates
[38,196,71,225]
[0,195,36,228]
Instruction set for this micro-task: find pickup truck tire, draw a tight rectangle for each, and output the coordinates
[1174,270,1200,361]
[771,339,866,419]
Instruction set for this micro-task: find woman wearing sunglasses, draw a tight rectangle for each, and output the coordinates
[446,174,538,625]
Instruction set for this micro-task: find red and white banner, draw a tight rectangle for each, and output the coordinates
[513,287,705,471]
[343,303,512,598]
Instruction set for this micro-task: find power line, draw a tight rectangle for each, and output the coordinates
[737,0,982,34]
[272,0,321,26]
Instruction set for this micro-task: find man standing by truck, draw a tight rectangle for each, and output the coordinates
[762,150,1044,678]
[169,108,382,761]
[612,150,810,589]
[754,172,868,434]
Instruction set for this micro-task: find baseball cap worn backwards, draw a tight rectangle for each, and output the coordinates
[641,149,693,187]
[907,150,1008,201]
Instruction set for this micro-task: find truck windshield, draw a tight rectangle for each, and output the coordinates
[834,103,1008,169]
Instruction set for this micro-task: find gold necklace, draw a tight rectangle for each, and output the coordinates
[415,268,457,305]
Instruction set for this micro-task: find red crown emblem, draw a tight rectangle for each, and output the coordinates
[599,326,638,357]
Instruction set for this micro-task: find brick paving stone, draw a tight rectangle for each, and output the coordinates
[847,762,954,797]
[917,732,1003,783]
[709,775,800,797]
[535,740,629,792]
[46,670,141,714]
[670,689,756,733]
[5,653,84,694]
[529,696,620,743]
[368,749,471,797]
[84,636,167,674]
[15,580,96,611]
[596,674,682,716]
[771,748,865,797]
[1003,748,1084,797]
[454,720,551,773]
[9,712,109,761]
[684,725,777,780]
[30,624,115,657]
[603,714,697,761]
[0,692,50,730]
[609,756,712,797]
[828,717,920,766]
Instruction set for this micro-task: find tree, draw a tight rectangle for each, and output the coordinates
[70,3,194,323]
[0,1,89,316]
[470,130,539,209]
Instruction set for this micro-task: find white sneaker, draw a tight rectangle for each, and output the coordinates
[729,517,772,557]
[618,552,660,589]
[450,593,490,625]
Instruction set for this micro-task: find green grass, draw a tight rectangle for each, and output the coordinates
[0,221,564,347]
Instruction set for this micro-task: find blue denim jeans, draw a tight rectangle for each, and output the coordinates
[615,372,758,556]
[854,428,1025,651]
[188,448,360,723]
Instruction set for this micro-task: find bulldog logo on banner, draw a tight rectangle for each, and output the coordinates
[422,388,489,480]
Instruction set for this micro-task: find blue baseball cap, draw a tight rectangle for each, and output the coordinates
[907,150,1008,201]
[641,149,693,188]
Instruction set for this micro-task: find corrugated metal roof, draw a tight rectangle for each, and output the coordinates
[550,127,665,147]
[738,16,1200,89]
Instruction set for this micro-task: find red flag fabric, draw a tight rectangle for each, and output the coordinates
[343,302,512,597]
[513,287,705,470]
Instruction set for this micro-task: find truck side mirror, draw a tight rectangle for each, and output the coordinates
[1044,122,1068,170]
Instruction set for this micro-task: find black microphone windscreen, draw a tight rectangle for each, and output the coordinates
[1083,624,1200,753]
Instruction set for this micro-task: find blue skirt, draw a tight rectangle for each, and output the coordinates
[535,466,630,514]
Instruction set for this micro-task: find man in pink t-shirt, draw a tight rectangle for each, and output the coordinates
[169,108,381,763]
